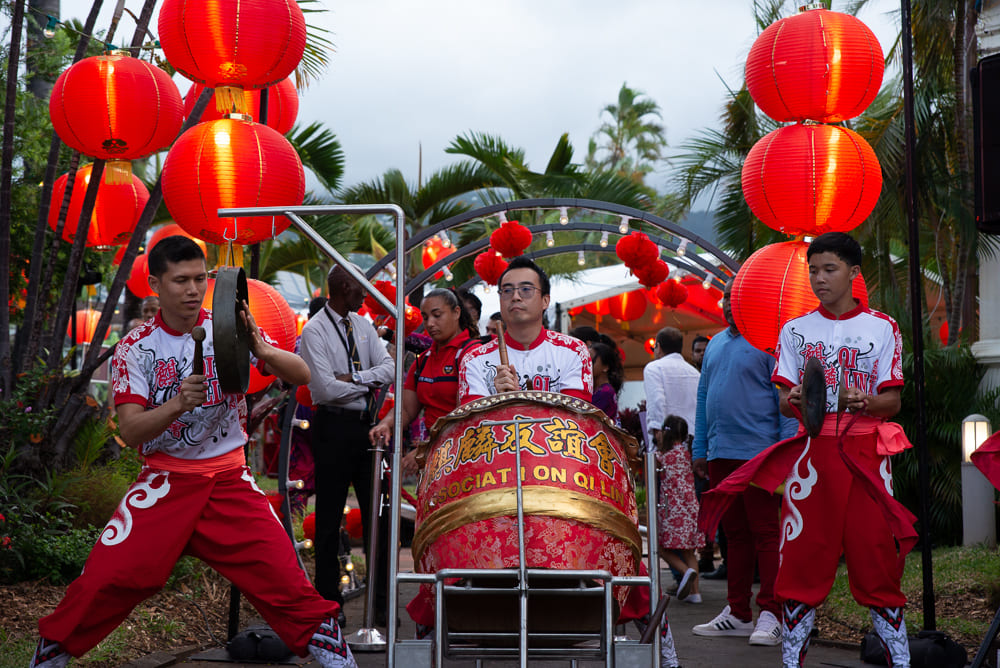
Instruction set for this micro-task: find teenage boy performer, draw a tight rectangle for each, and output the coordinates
[699,232,917,668]
[30,236,357,668]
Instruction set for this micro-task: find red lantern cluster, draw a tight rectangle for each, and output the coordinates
[474,251,508,286]
[490,220,533,258]
[743,6,884,238]
[422,236,454,280]
[634,260,670,289]
[654,279,688,309]
[158,0,307,114]
[184,78,300,135]
[49,52,183,183]
[161,117,305,245]
[386,302,422,337]
[730,240,869,355]
[616,231,668,288]
[49,164,149,249]
[364,280,398,317]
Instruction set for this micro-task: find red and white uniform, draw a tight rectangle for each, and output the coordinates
[39,309,336,659]
[458,328,593,404]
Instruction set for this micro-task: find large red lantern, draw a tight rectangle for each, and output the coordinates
[49,164,149,249]
[474,251,508,286]
[158,0,307,114]
[607,291,648,322]
[584,299,610,317]
[49,52,183,183]
[742,123,882,237]
[147,223,209,257]
[730,240,869,355]
[203,276,298,393]
[183,78,300,135]
[655,279,688,309]
[745,7,884,123]
[161,117,304,245]
[126,254,155,298]
[490,220,533,258]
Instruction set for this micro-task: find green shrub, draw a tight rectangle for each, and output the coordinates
[0,508,98,584]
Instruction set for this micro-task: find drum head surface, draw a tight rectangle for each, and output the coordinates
[213,266,250,394]
[801,356,826,438]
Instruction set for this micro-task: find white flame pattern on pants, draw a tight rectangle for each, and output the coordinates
[100,470,171,546]
[781,439,818,547]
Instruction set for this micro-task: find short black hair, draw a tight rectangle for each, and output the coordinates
[660,414,690,446]
[148,235,205,278]
[692,335,710,350]
[308,296,328,319]
[569,326,600,343]
[655,327,683,355]
[457,288,482,321]
[498,256,550,296]
[490,311,502,321]
[807,232,862,268]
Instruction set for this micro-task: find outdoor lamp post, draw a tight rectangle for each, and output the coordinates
[962,414,996,547]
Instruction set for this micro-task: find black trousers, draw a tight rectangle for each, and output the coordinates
[312,410,390,615]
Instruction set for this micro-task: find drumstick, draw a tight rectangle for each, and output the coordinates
[496,318,509,367]
[192,326,206,375]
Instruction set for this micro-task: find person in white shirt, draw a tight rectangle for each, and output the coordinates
[643,327,700,450]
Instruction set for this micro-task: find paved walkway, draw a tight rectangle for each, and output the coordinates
[161,548,869,668]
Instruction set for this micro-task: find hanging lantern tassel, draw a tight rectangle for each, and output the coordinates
[103,160,133,185]
[215,85,249,114]
[218,241,245,269]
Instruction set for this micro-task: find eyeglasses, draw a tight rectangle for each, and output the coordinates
[499,285,541,300]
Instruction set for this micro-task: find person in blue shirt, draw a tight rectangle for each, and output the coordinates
[690,280,797,648]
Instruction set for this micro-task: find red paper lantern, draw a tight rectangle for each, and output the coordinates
[644,337,656,355]
[608,291,648,321]
[742,123,882,237]
[616,231,658,268]
[746,8,884,123]
[147,223,209,257]
[584,299,610,316]
[49,164,148,248]
[364,280,398,318]
[422,237,455,280]
[302,512,316,541]
[490,220,533,258]
[344,507,363,540]
[161,117,304,245]
[126,254,154,298]
[634,259,670,288]
[386,302,422,337]
[474,251,508,286]
[158,0,307,114]
[568,306,583,317]
[67,309,110,344]
[183,78,300,135]
[49,52,183,183]
[730,240,869,355]
[655,279,688,308]
[295,383,313,408]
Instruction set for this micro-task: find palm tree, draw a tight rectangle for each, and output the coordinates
[586,82,668,186]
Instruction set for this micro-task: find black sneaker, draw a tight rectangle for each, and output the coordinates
[702,563,728,580]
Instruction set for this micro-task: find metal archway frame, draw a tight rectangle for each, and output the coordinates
[364,198,739,294]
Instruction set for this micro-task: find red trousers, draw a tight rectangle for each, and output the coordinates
[38,466,337,658]
[775,428,906,608]
[709,458,780,621]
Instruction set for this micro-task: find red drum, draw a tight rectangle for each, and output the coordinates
[412,391,641,625]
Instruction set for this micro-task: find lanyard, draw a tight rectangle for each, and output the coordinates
[323,308,358,372]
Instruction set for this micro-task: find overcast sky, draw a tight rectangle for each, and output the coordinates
[41,0,899,196]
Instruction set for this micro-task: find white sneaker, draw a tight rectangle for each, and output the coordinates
[677,567,697,600]
[683,593,702,604]
[29,638,70,668]
[692,605,754,637]
[748,610,782,646]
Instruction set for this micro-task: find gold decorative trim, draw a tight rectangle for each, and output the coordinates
[412,487,641,566]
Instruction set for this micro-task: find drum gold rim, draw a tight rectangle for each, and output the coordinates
[412,486,641,566]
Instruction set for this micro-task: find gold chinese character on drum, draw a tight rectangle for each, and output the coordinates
[413,391,642,619]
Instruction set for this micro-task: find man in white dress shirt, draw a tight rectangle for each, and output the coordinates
[643,327,700,449]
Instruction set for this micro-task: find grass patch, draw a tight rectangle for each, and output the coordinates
[818,544,1000,649]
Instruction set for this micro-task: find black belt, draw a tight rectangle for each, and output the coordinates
[316,405,371,422]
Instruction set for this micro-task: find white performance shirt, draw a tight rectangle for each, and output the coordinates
[458,328,594,403]
[111,309,266,460]
[772,302,904,412]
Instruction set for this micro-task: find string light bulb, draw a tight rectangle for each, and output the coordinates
[677,239,689,257]
[439,232,451,248]
[296,538,313,550]
[702,274,713,289]
[43,15,59,38]
[577,250,586,266]
[599,231,609,248]
[341,575,351,585]
[498,211,508,224]
[618,215,630,234]
[443,266,453,281]
[345,561,354,572]
[559,207,569,225]
[546,231,555,248]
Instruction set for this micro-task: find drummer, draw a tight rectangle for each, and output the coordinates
[368,288,481,636]
[457,257,683,668]
[458,256,592,402]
